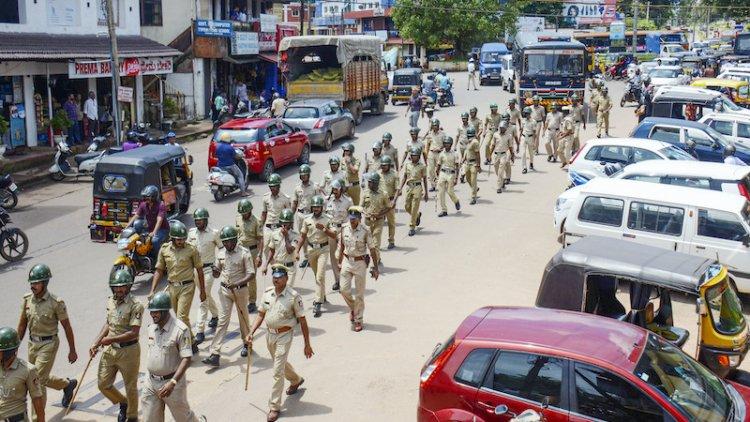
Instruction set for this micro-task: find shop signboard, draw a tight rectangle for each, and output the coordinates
[195,20,233,38]
[260,14,277,33]
[117,86,133,102]
[68,57,173,79]
[259,32,276,52]
[232,32,260,55]
[610,20,626,50]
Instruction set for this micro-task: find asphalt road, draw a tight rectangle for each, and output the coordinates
[2,73,745,421]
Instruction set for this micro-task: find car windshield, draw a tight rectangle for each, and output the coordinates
[650,69,679,78]
[213,128,259,144]
[524,52,584,76]
[659,146,696,160]
[481,52,503,64]
[283,107,319,119]
[634,334,732,422]
[705,277,746,335]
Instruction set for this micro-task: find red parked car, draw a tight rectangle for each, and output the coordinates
[209,117,310,181]
[419,306,750,422]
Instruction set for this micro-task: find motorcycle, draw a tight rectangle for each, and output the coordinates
[48,135,114,181]
[207,148,249,201]
[111,219,155,280]
[620,80,642,107]
[213,104,233,129]
[436,87,453,107]
[494,405,546,422]
[0,207,28,262]
[0,174,19,210]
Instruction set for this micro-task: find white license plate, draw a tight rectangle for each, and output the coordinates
[490,76,500,79]
[8,183,17,191]
[546,81,562,86]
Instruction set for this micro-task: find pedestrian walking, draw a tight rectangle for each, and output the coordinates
[557,107,575,168]
[187,209,221,345]
[482,104,502,165]
[292,164,320,269]
[0,327,45,422]
[64,95,81,145]
[202,226,255,367]
[490,122,515,193]
[596,87,612,137]
[520,107,536,174]
[83,91,98,141]
[236,198,263,313]
[246,264,313,422]
[569,94,586,152]
[461,127,481,205]
[271,93,287,118]
[142,292,205,422]
[543,103,563,163]
[397,147,428,236]
[325,179,352,290]
[377,156,399,249]
[336,207,380,332]
[91,270,142,422]
[261,173,292,246]
[295,195,336,317]
[341,143,362,204]
[530,96,546,154]
[360,173,391,252]
[435,137,461,217]
[263,209,299,287]
[404,88,422,128]
[17,264,78,418]
[467,58,479,90]
[423,119,446,192]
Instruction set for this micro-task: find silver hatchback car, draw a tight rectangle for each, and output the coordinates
[282,99,355,150]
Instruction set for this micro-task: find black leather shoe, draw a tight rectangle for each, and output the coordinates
[62,378,77,407]
[192,342,199,355]
[387,242,395,250]
[408,229,415,236]
[530,164,535,170]
[497,189,502,193]
[299,259,308,268]
[241,345,248,357]
[416,212,422,226]
[522,168,528,174]
[247,303,257,314]
[208,317,218,328]
[313,302,322,318]
[429,187,436,192]
[195,332,205,345]
[118,403,128,422]
[455,201,461,211]
[202,354,220,367]
[438,211,447,217]
[470,198,477,205]
[332,281,340,291]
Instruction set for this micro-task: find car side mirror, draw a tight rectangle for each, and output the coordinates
[742,234,750,247]
[696,297,708,316]
[542,397,551,410]
[494,405,509,416]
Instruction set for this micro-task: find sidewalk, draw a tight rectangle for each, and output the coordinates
[0,120,214,188]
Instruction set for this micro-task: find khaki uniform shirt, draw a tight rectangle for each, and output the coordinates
[269,228,298,265]
[484,113,502,132]
[156,243,201,283]
[590,89,601,109]
[236,214,262,249]
[341,223,375,257]
[377,169,399,198]
[545,111,563,130]
[146,317,192,376]
[187,226,221,265]
[570,104,584,124]
[260,287,304,330]
[508,108,522,128]
[365,153,383,173]
[531,105,546,123]
[360,189,390,218]
[21,291,68,337]
[321,169,346,194]
[405,139,424,156]
[343,156,361,184]
[214,247,254,286]
[0,358,42,418]
[423,130,446,153]
[293,183,319,213]
[438,150,460,171]
[403,161,426,185]
[492,131,514,154]
[597,96,612,113]
[464,138,480,161]
[262,192,292,225]
[560,116,575,141]
[381,144,398,166]
[521,118,537,136]
[301,214,332,245]
[106,294,144,337]
[468,116,483,135]
[326,195,353,226]
[456,124,471,150]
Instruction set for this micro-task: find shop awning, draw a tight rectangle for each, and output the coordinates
[260,53,278,64]
[0,32,180,60]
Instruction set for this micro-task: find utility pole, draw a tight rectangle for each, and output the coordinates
[300,0,305,35]
[632,0,638,54]
[646,1,650,22]
[106,0,122,146]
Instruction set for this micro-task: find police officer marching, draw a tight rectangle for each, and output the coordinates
[402,127,426,165]
[261,173,292,244]
[291,164,320,269]
[377,156,399,250]
[461,127,481,205]
[236,198,263,313]
[435,137,461,217]
[150,221,206,353]
[245,264,313,422]
[596,86,612,138]
[482,103,502,165]
[0,327,45,422]
[507,99,522,152]
[543,103,563,163]
[263,209,300,287]
[569,94,586,152]
[341,143,362,204]
[187,208,221,346]
[364,141,383,174]
[456,112,471,182]
[490,121,515,193]
[203,226,256,367]
[91,269,143,422]
[557,106,576,168]
[468,106,484,140]
[422,119,446,192]
[320,156,346,196]
[530,95,546,154]
[360,172,392,253]
[520,107,537,174]
[16,264,77,418]
[397,147,429,236]
[325,179,353,289]
[380,132,399,170]
[143,292,205,422]
[295,195,336,317]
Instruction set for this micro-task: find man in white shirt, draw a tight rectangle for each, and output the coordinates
[84,91,98,141]
[235,80,249,111]
[271,93,287,117]
[467,58,478,91]
[724,144,748,166]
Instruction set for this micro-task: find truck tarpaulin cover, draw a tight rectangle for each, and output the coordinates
[278,35,382,65]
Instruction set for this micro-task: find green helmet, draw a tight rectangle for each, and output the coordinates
[489,103,498,109]
[501,112,510,121]
[267,173,282,187]
[169,220,187,239]
[461,112,469,119]
[331,178,346,190]
[409,127,421,135]
[329,156,341,165]
[522,106,532,116]
[469,106,478,113]
[366,172,381,184]
[372,141,383,150]
[500,121,509,130]
[109,269,134,287]
[299,164,311,175]
[380,156,393,166]
[342,142,355,153]
[382,132,392,141]
[409,146,421,156]
[430,118,440,127]
[237,198,253,214]
[220,225,238,241]
[279,208,294,223]
[193,208,209,221]
[443,136,453,145]
[311,195,325,208]
[509,98,517,104]
[0,327,20,351]
[141,185,159,201]
[148,292,172,311]
[28,264,52,283]
[466,127,476,138]
[533,95,541,102]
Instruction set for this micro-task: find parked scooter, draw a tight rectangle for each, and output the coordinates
[0,174,19,210]
[48,135,109,181]
[207,149,249,201]
[0,206,28,262]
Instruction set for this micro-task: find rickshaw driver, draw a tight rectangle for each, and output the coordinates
[126,185,169,257]
[216,132,249,197]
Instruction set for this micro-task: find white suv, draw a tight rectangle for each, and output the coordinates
[699,112,750,149]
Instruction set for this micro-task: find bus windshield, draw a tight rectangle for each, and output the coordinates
[736,35,750,53]
[524,51,583,77]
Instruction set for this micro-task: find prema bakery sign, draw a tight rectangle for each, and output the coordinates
[68,57,173,79]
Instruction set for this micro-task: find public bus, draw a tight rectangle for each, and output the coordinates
[512,32,587,108]
[572,30,688,53]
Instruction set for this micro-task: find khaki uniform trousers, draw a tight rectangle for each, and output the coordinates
[29,338,67,421]
[245,247,260,304]
[328,226,342,283]
[266,330,302,412]
[557,136,574,164]
[141,376,199,422]
[533,121,544,152]
[437,170,459,212]
[482,131,496,163]
[385,205,396,243]
[209,285,249,356]
[294,212,310,261]
[426,151,440,189]
[404,184,423,229]
[572,123,581,152]
[544,127,559,157]
[308,245,329,304]
[493,152,512,188]
[98,345,140,419]
[596,111,609,136]
[169,282,196,340]
[195,266,218,333]
[365,217,385,250]
[521,135,535,169]
[340,258,367,323]
[347,185,361,205]
[465,163,479,199]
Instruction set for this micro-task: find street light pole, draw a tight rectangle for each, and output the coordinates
[106,0,122,146]
[632,0,638,54]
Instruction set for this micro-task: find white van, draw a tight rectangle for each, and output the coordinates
[560,178,750,292]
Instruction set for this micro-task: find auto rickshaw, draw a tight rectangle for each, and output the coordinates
[691,78,750,108]
[89,144,193,242]
[536,236,748,379]
[390,68,423,105]
[681,55,705,77]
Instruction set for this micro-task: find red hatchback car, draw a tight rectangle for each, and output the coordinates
[419,306,750,422]
[209,117,310,181]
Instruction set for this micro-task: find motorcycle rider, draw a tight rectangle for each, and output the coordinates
[126,185,169,257]
[123,130,141,152]
[436,69,454,106]
[422,74,437,104]
[214,132,248,196]
[637,75,653,123]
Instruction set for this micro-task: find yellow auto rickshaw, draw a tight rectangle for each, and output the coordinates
[390,68,423,105]
[691,78,750,108]
[536,236,749,380]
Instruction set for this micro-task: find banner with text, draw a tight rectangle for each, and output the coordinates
[68,57,173,79]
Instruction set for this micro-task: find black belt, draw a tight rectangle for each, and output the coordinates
[203,263,213,268]
[333,223,344,227]
[243,244,258,250]
[3,413,25,422]
[308,241,329,248]
[429,149,442,153]
[349,181,360,186]
[284,262,295,267]
[112,340,138,349]
[171,279,193,286]
[441,168,456,173]
[297,208,309,213]
[467,159,477,163]
[407,181,422,187]
[221,282,248,289]
[29,334,56,342]
[265,224,278,229]
[535,119,544,122]
[494,151,507,155]
[149,372,176,381]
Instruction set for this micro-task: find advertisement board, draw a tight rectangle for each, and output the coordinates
[232,32,260,55]
[195,20,233,38]
[562,0,617,26]
[68,57,173,79]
